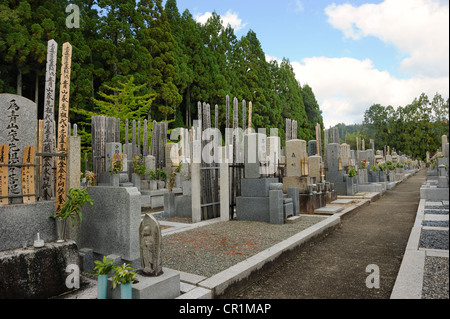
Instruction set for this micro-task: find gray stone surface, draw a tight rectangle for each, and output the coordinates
[244,133,262,178]
[314,205,344,215]
[0,94,37,203]
[287,188,299,216]
[240,178,278,197]
[80,187,141,261]
[269,190,284,225]
[308,140,317,156]
[236,197,270,223]
[108,267,180,299]
[139,214,163,276]
[326,143,341,172]
[0,200,57,251]
[0,241,79,298]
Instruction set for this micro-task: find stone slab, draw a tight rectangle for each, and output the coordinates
[0,241,79,299]
[240,178,278,197]
[282,176,312,193]
[0,200,57,251]
[269,190,284,225]
[390,250,425,299]
[236,197,270,223]
[420,187,449,201]
[314,206,345,215]
[80,187,141,261]
[331,199,354,205]
[108,267,180,299]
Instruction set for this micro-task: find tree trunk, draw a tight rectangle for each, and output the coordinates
[35,72,39,107]
[17,69,22,96]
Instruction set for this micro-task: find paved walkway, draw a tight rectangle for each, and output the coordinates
[233,169,429,299]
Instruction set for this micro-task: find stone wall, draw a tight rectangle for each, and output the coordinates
[0,201,57,251]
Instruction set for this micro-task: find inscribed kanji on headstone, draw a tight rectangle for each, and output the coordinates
[55,42,72,214]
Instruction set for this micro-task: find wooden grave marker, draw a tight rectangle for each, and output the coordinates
[22,145,36,203]
[56,42,72,215]
[0,144,9,205]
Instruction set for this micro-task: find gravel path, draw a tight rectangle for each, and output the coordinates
[422,256,449,299]
[161,216,325,278]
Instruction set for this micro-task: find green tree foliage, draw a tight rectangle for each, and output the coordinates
[1,0,324,152]
[361,92,448,160]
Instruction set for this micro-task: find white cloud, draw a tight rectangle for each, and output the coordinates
[325,0,449,78]
[290,56,449,128]
[194,10,247,31]
[288,1,304,14]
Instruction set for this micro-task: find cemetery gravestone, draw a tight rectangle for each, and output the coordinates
[0,94,37,204]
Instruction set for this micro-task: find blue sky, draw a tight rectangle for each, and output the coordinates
[171,0,449,128]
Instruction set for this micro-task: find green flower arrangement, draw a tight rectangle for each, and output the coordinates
[360,159,368,169]
[51,188,94,226]
[396,162,404,168]
[147,168,157,180]
[93,256,115,276]
[378,163,387,171]
[132,155,147,176]
[347,167,357,178]
[111,263,137,289]
[371,165,378,172]
[157,168,167,181]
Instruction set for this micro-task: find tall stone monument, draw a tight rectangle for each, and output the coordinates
[0,94,37,204]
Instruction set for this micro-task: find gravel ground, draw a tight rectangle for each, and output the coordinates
[424,209,449,215]
[419,230,449,250]
[422,220,449,227]
[422,256,449,299]
[161,216,326,278]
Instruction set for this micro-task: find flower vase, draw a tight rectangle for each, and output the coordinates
[97,275,108,299]
[121,283,132,299]
[55,217,67,243]
[110,174,120,187]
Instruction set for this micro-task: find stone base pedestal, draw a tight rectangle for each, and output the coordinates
[282,176,312,193]
[108,268,180,299]
[299,193,315,214]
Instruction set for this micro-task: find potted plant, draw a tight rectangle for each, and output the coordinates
[157,168,167,189]
[111,263,137,299]
[132,155,147,179]
[147,169,158,190]
[378,164,387,182]
[395,162,404,174]
[346,167,358,195]
[369,165,379,182]
[347,167,357,178]
[51,187,93,242]
[85,171,96,186]
[108,154,123,186]
[93,256,115,299]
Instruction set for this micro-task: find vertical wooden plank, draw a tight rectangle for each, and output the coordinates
[0,144,9,205]
[22,145,36,203]
[41,39,58,200]
[143,119,148,156]
[55,42,72,214]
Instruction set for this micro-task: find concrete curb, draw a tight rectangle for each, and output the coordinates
[391,199,426,299]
